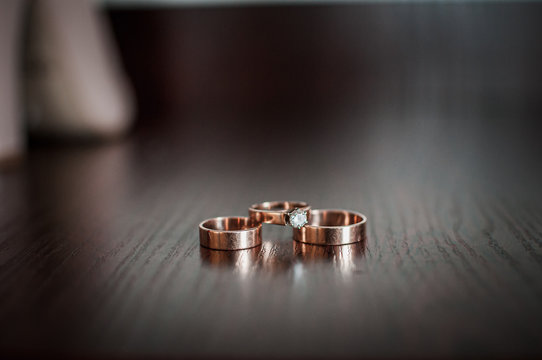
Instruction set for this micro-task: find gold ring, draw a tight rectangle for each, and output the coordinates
[199,216,262,250]
[249,200,310,228]
[293,209,367,245]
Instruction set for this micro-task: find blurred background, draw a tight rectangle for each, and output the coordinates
[106,0,542,197]
[1,0,542,358]
[1,0,541,183]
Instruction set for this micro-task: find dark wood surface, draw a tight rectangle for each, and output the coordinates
[2,3,542,358]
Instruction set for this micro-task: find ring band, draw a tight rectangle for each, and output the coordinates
[199,216,262,250]
[249,201,310,228]
[292,209,367,245]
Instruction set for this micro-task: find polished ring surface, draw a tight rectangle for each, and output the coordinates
[199,216,262,250]
[249,201,310,228]
[293,209,367,245]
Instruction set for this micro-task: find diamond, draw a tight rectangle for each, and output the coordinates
[288,208,308,229]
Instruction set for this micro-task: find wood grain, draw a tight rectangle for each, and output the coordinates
[1,3,542,358]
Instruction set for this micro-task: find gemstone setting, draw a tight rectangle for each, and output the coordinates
[287,208,308,229]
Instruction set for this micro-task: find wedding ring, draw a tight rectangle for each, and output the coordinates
[293,209,367,245]
[249,201,310,228]
[199,216,262,250]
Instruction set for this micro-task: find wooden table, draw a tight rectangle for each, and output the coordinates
[1,3,542,358]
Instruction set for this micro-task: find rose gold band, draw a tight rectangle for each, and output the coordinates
[293,209,367,245]
[199,216,262,250]
[249,200,310,226]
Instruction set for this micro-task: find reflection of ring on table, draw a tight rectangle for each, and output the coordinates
[200,246,261,267]
[293,209,367,245]
[293,241,366,261]
[249,201,310,228]
[199,216,262,250]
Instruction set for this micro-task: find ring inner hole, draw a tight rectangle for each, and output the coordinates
[256,202,303,211]
[309,212,362,226]
[204,218,256,231]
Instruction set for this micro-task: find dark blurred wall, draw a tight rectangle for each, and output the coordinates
[108,3,542,120]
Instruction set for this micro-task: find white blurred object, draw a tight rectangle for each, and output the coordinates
[0,0,25,163]
[25,0,134,138]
